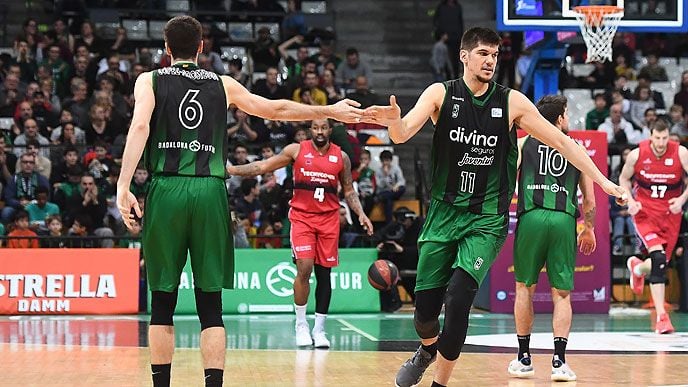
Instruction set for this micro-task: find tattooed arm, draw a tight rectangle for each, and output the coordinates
[577,171,597,255]
[340,153,373,235]
[227,143,299,177]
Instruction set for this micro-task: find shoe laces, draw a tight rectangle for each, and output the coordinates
[411,348,433,368]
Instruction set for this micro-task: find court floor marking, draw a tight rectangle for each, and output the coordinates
[335,318,379,342]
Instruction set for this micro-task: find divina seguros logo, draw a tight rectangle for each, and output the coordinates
[450,127,499,147]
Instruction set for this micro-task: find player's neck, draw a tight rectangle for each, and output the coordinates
[650,144,666,158]
[462,74,489,96]
[172,58,197,66]
[311,140,330,154]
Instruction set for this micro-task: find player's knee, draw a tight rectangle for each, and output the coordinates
[551,288,570,299]
[437,269,478,361]
[414,314,440,339]
[647,250,667,284]
[194,289,223,330]
[150,290,178,326]
[413,287,445,338]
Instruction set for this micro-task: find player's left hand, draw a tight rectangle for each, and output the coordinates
[359,214,374,236]
[329,99,365,123]
[668,196,686,214]
[601,180,628,206]
[117,188,143,231]
[577,227,596,255]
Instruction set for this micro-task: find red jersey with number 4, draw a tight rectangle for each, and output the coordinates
[290,140,344,213]
[633,139,683,213]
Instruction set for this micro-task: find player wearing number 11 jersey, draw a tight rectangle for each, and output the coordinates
[620,119,688,334]
[228,118,373,349]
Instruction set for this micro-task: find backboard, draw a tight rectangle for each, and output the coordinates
[497,0,687,32]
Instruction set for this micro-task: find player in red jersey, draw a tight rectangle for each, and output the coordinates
[228,118,373,348]
[620,120,688,334]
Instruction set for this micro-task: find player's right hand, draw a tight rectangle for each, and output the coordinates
[361,95,402,126]
[117,189,143,231]
[601,180,628,205]
[329,99,364,123]
[627,199,642,216]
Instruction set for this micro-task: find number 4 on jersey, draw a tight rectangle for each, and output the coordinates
[314,187,325,202]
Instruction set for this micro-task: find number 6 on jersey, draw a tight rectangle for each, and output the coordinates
[179,89,203,130]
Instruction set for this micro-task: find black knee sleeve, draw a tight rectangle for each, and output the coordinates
[413,287,446,339]
[647,250,667,284]
[194,288,223,330]
[314,265,332,315]
[437,268,478,361]
[150,290,178,326]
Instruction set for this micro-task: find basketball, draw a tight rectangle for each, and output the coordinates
[367,260,400,291]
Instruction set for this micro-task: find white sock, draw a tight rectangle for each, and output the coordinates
[313,313,327,333]
[295,304,307,325]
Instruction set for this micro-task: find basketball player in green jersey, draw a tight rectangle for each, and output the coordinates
[508,95,596,382]
[363,27,626,387]
[116,16,364,387]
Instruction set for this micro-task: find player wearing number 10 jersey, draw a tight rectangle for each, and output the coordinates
[620,119,688,334]
[228,119,373,349]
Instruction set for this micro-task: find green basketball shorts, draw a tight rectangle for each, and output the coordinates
[415,199,508,291]
[142,175,234,292]
[513,208,577,290]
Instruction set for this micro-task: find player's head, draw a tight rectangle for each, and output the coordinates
[164,16,203,61]
[459,27,501,83]
[535,95,569,133]
[649,119,670,155]
[309,118,332,148]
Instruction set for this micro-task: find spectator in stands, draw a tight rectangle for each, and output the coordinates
[674,70,688,116]
[612,32,636,69]
[21,139,51,179]
[346,76,378,109]
[41,30,72,67]
[252,66,288,100]
[669,105,688,139]
[75,21,106,59]
[310,40,341,74]
[12,40,38,85]
[6,210,39,248]
[5,64,27,95]
[256,222,282,248]
[101,165,122,231]
[130,165,150,198]
[109,27,136,64]
[298,89,315,105]
[266,120,295,152]
[580,61,614,89]
[278,35,309,83]
[252,27,280,72]
[200,35,225,75]
[84,141,116,181]
[599,102,637,153]
[260,144,288,184]
[30,91,59,134]
[40,44,71,99]
[13,118,50,158]
[496,32,515,87]
[96,78,129,123]
[50,145,79,190]
[640,107,658,137]
[629,86,655,129]
[51,110,85,144]
[258,170,284,214]
[0,74,24,118]
[53,164,83,209]
[613,54,635,80]
[83,104,115,145]
[42,214,66,248]
[0,136,17,185]
[610,194,638,256]
[336,47,373,90]
[292,71,327,105]
[39,78,62,116]
[227,144,251,196]
[25,185,59,231]
[119,218,143,249]
[353,149,376,216]
[282,0,308,40]
[321,69,344,104]
[227,58,250,88]
[235,178,263,227]
[585,93,609,130]
[433,0,463,78]
[53,18,75,53]
[14,18,41,57]
[375,150,406,224]
[430,30,454,83]
[636,75,665,109]
[1,153,50,223]
[61,174,114,247]
[638,54,668,82]
[228,108,260,143]
[97,54,129,93]
[66,213,96,248]
[63,79,90,127]
[293,126,308,143]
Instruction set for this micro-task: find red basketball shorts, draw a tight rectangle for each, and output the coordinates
[633,208,681,259]
[289,208,340,268]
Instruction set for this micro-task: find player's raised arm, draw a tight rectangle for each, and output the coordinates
[220,75,363,123]
[510,90,626,200]
[339,152,373,235]
[362,82,445,144]
[227,143,299,177]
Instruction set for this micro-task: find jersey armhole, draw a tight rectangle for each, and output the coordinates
[434,82,449,130]
[151,70,158,93]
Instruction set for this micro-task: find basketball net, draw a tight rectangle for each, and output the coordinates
[573,5,624,63]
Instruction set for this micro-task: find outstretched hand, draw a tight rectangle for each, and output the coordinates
[330,99,365,123]
[362,95,402,126]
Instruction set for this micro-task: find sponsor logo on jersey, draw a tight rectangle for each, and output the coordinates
[638,170,677,182]
[665,158,674,166]
[452,104,460,118]
[328,155,338,163]
[491,108,503,118]
[304,153,315,159]
[449,126,499,147]
[451,96,464,101]
[299,168,336,184]
[526,183,569,195]
[158,140,216,153]
[457,154,494,167]
[294,245,312,252]
[643,158,652,164]
[474,257,484,271]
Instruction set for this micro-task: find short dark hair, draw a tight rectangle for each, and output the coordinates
[14,210,29,222]
[36,185,50,196]
[593,92,606,101]
[229,58,243,71]
[261,143,275,152]
[26,138,40,148]
[460,27,501,52]
[651,118,669,133]
[346,47,358,56]
[63,145,78,157]
[164,16,202,60]
[535,95,568,126]
[380,150,393,161]
[74,213,94,232]
[241,178,258,196]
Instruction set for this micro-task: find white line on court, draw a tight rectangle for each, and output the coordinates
[335,318,378,342]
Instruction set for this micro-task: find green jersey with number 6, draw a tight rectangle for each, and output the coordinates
[145,62,228,178]
[430,79,517,214]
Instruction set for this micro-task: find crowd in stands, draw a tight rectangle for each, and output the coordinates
[0,9,407,249]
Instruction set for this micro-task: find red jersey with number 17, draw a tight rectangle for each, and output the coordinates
[290,140,344,213]
[633,139,683,212]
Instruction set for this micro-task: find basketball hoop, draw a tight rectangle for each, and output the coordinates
[573,5,624,63]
